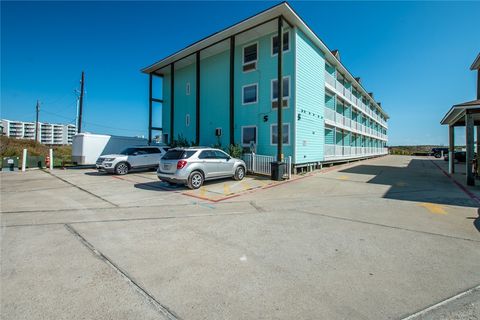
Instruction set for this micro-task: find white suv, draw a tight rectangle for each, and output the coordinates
[96,146,170,175]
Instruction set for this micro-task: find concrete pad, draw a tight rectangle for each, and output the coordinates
[1,170,114,212]
[2,155,479,319]
[0,224,165,320]
[72,210,480,320]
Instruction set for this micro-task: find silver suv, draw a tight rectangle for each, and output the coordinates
[157,147,246,189]
[96,146,170,175]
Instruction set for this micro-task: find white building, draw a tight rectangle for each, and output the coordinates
[1,119,77,145]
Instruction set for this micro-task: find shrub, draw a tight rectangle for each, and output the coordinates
[226,144,243,158]
[170,134,190,148]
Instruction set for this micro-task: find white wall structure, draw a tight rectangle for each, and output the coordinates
[1,119,77,145]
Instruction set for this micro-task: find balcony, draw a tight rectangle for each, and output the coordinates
[324,108,388,141]
[325,71,388,129]
[324,145,388,161]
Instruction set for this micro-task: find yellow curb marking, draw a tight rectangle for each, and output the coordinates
[418,202,447,215]
[199,187,206,198]
[396,181,407,187]
[223,183,231,195]
[338,175,349,180]
[241,180,252,190]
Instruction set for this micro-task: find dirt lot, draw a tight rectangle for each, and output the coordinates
[1,155,479,320]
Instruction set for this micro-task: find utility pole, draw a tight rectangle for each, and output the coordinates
[35,100,40,142]
[77,71,85,133]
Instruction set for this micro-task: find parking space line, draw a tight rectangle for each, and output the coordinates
[418,202,447,215]
[401,284,480,320]
[223,183,231,195]
[241,180,253,190]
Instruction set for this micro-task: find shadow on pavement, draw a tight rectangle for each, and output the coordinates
[134,181,183,192]
[339,159,479,208]
[84,172,107,176]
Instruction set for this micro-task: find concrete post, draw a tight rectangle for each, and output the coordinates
[49,148,53,170]
[448,125,454,174]
[465,113,474,186]
[22,148,27,172]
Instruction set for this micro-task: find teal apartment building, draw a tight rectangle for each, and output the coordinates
[142,2,388,168]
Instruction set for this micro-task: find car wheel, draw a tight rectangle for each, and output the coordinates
[234,166,245,181]
[188,171,204,190]
[114,162,129,175]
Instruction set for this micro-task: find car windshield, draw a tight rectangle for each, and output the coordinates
[119,148,137,155]
[162,150,196,160]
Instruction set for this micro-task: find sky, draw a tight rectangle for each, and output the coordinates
[1,1,479,145]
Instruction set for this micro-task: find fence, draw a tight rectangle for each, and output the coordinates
[242,153,292,179]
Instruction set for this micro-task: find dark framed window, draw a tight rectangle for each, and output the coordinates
[241,126,257,147]
[272,31,289,55]
[243,43,258,65]
[271,123,290,145]
[271,77,290,101]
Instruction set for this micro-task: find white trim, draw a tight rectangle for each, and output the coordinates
[242,40,260,66]
[241,125,257,147]
[242,83,258,105]
[270,122,291,146]
[271,30,291,57]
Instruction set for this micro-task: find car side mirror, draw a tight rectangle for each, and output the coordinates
[132,152,139,156]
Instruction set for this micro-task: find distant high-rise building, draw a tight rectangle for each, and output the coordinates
[1,119,77,145]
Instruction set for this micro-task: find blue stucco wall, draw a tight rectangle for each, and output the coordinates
[200,50,230,147]
[234,29,295,158]
[294,29,325,164]
[174,63,196,144]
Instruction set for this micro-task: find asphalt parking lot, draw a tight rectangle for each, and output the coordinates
[1,155,479,320]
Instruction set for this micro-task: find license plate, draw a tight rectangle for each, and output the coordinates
[163,164,171,170]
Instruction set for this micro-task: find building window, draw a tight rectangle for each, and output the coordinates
[272,31,290,55]
[271,76,290,108]
[186,82,191,95]
[243,42,258,72]
[242,83,258,105]
[241,126,257,147]
[271,123,290,145]
[185,114,190,127]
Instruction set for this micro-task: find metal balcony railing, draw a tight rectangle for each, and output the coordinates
[324,145,388,160]
[324,110,388,142]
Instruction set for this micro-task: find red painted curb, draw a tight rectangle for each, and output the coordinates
[430,160,480,206]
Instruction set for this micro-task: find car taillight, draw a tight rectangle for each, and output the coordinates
[177,160,187,169]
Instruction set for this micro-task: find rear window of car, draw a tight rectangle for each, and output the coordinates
[162,150,196,160]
